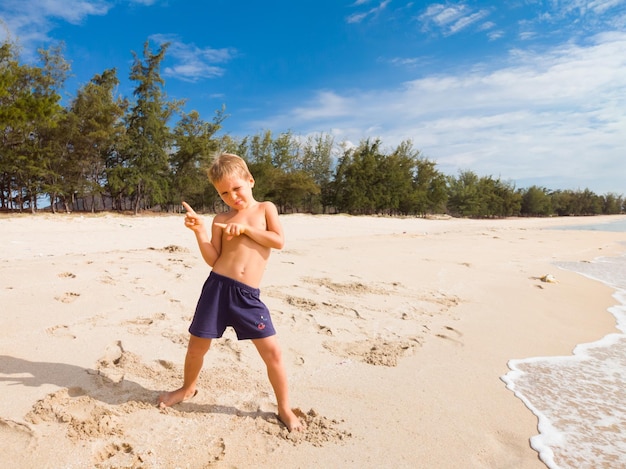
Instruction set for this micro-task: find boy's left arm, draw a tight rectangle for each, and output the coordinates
[245,202,284,249]
[216,202,284,249]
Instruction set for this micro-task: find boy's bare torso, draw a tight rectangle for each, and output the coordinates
[212,202,270,288]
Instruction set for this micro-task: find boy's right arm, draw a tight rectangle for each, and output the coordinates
[182,201,220,266]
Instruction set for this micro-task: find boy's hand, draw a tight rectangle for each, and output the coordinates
[182,201,204,232]
[215,222,246,240]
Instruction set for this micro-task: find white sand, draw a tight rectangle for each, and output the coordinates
[1,213,624,468]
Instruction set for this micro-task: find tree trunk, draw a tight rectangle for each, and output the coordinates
[134,182,142,214]
[50,193,57,214]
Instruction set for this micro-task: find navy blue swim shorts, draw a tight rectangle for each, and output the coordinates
[189,271,276,340]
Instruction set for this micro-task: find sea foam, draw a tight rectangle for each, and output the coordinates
[502,251,626,468]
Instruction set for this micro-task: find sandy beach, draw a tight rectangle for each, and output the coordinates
[1,212,624,469]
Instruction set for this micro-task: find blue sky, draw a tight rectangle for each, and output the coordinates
[2,0,625,194]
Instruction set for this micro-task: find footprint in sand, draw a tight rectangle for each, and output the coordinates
[122,313,167,335]
[55,292,80,303]
[149,245,190,254]
[285,295,318,311]
[46,324,76,339]
[57,272,76,278]
[92,442,138,467]
[435,325,464,345]
[97,341,125,383]
[0,418,35,455]
[303,277,385,296]
[99,272,117,285]
[95,341,170,388]
[26,389,121,441]
[160,330,188,346]
[100,341,124,366]
[213,337,244,362]
[323,338,420,367]
[125,317,156,326]
[317,325,333,336]
[26,389,143,467]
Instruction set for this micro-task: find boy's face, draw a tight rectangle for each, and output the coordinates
[213,173,255,210]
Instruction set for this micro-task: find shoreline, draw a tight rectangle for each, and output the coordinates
[1,214,624,468]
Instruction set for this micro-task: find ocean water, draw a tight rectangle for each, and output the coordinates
[501,219,626,468]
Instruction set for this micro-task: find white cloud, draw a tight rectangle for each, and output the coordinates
[26,0,111,24]
[487,30,505,41]
[418,2,492,37]
[424,4,467,27]
[0,0,111,58]
[290,91,355,120]
[128,0,158,5]
[556,0,625,16]
[346,0,391,24]
[149,34,235,82]
[447,9,490,35]
[0,0,110,33]
[252,32,626,193]
[346,12,369,24]
[520,0,626,38]
[388,57,421,66]
[0,1,235,83]
[419,1,626,41]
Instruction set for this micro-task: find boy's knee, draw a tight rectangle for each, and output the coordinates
[187,339,211,357]
[259,342,282,364]
[268,346,282,363]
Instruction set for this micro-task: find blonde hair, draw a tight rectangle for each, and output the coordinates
[208,153,252,184]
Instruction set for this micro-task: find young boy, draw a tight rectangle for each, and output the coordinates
[158,153,303,432]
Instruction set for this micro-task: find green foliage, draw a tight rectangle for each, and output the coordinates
[0,40,69,212]
[479,176,521,217]
[602,193,624,214]
[170,109,224,209]
[51,69,127,212]
[270,170,319,213]
[125,40,183,213]
[446,170,481,217]
[446,172,522,218]
[521,186,552,216]
[0,35,622,218]
[413,157,448,215]
[328,139,449,216]
[221,131,331,214]
[298,133,334,213]
[549,188,613,216]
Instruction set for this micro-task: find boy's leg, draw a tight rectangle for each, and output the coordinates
[158,334,212,408]
[252,336,303,431]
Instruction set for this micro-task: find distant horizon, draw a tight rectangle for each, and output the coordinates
[2,1,625,194]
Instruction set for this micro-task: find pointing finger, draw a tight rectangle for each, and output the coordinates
[181,201,196,214]
[214,222,227,229]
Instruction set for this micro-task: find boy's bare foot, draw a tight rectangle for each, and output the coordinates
[277,408,306,432]
[157,388,197,408]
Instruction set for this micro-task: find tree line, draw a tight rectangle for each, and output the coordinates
[1,38,623,217]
